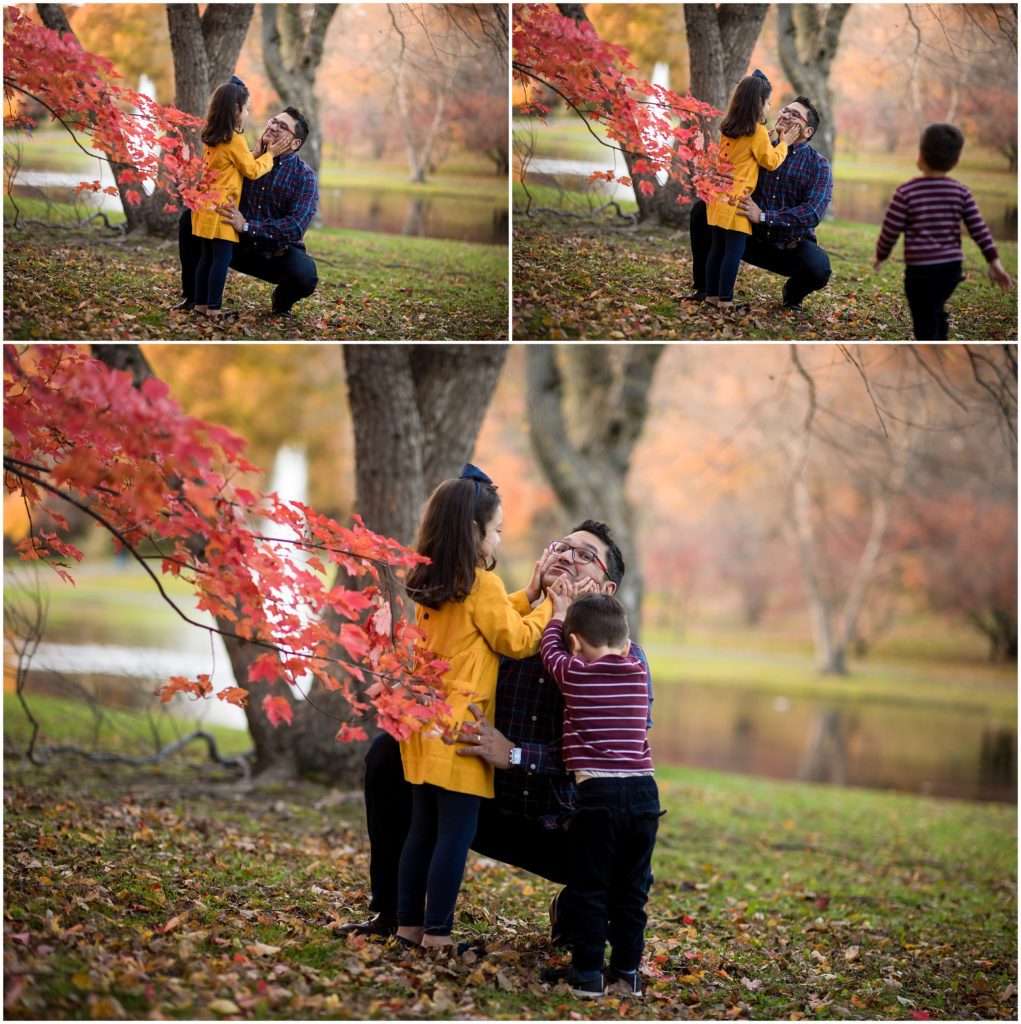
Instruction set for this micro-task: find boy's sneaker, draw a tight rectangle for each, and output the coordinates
[606,968,643,997]
[570,970,605,999]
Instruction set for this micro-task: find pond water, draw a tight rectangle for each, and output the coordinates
[7,173,507,246]
[649,681,1016,804]
[521,158,1017,241]
[11,633,1015,803]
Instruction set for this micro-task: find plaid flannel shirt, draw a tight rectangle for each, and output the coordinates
[493,642,651,829]
[751,141,833,247]
[238,151,318,251]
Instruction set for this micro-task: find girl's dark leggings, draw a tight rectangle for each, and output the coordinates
[194,237,235,310]
[705,226,748,302]
[396,783,481,936]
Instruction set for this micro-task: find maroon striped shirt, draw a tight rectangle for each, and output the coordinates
[540,621,653,774]
[876,176,998,266]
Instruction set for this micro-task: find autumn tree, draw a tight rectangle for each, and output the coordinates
[526,345,663,637]
[4,344,458,778]
[514,3,729,228]
[260,3,338,182]
[28,3,255,236]
[776,3,851,165]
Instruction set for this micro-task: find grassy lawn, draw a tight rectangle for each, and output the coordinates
[3,714,1015,1020]
[2,197,508,341]
[512,187,1018,340]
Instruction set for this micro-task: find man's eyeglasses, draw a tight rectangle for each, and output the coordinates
[778,106,808,125]
[267,117,297,137]
[548,540,609,576]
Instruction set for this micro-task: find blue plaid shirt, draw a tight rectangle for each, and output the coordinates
[238,151,318,251]
[751,141,833,247]
[493,642,651,829]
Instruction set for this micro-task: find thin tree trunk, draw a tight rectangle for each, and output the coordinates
[777,3,851,166]
[526,346,662,638]
[261,3,338,182]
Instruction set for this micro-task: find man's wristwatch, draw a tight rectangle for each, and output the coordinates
[508,747,523,767]
[242,221,249,234]
[760,211,767,225]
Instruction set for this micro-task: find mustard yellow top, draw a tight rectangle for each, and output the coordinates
[400,568,553,799]
[706,124,788,235]
[191,132,274,242]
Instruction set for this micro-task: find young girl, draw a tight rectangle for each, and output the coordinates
[705,70,799,315]
[396,463,552,951]
[191,76,291,319]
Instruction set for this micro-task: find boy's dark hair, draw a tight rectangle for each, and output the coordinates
[569,519,625,585]
[920,122,964,172]
[563,593,630,649]
[406,477,500,609]
[794,95,822,135]
[284,106,310,150]
[720,73,772,139]
[201,79,250,148]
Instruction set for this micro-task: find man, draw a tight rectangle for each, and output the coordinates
[342,520,650,947]
[173,107,319,319]
[687,97,833,312]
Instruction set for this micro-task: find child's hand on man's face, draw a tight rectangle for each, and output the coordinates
[548,575,573,618]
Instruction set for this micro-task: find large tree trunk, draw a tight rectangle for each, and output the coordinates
[526,346,663,638]
[90,344,298,778]
[289,344,509,781]
[37,2,254,237]
[776,3,851,166]
[260,3,338,183]
[684,4,770,137]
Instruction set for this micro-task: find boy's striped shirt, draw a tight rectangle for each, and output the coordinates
[540,621,653,775]
[876,176,998,266]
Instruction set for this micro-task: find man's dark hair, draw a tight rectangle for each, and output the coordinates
[794,96,822,135]
[720,73,772,139]
[569,519,625,585]
[284,106,310,150]
[920,122,964,172]
[563,593,630,648]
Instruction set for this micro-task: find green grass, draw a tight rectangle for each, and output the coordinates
[3,755,1015,1019]
[3,691,253,759]
[513,191,1018,340]
[3,196,508,340]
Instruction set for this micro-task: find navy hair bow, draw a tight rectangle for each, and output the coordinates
[751,68,770,87]
[459,463,492,508]
[228,74,247,89]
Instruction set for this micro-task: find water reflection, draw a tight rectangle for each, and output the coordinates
[650,682,1016,803]
[8,179,508,246]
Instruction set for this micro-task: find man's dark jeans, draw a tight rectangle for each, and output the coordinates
[690,199,831,306]
[567,775,660,976]
[363,732,581,928]
[904,260,963,340]
[177,210,318,314]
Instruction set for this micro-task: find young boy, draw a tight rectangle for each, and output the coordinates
[873,122,1013,340]
[540,591,659,1000]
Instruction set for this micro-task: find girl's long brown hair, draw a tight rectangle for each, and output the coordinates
[719,74,772,139]
[405,477,500,609]
[200,80,249,148]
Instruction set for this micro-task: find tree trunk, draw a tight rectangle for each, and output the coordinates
[90,344,298,778]
[289,344,509,781]
[526,346,663,638]
[37,2,254,236]
[776,3,851,166]
[261,3,338,184]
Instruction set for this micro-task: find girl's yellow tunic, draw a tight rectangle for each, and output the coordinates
[191,132,274,243]
[706,123,788,235]
[400,568,553,799]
